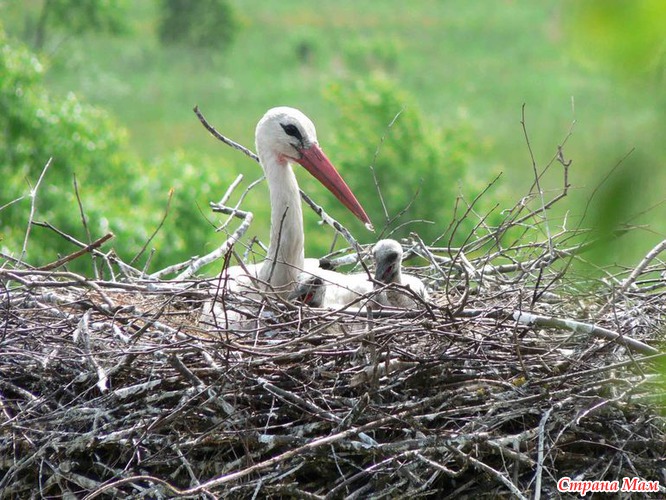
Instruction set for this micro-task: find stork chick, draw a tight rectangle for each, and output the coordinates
[372,239,429,307]
[289,273,326,308]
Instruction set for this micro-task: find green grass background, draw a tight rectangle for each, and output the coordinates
[3,0,665,269]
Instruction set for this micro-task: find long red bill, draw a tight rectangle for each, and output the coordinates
[295,144,373,230]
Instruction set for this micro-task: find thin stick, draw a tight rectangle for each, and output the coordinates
[0,195,26,213]
[458,308,658,355]
[521,104,552,255]
[130,187,174,267]
[533,407,552,500]
[86,410,410,499]
[175,205,254,280]
[621,238,666,293]
[20,157,53,264]
[32,221,143,277]
[37,233,114,271]
[72,174,98,275]
[194,105,259,162]
[447,445,528,500]
[369,109,403,222]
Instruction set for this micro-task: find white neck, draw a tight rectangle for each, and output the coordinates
[258,151,305,296]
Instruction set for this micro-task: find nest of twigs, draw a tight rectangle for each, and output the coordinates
[2,118,666,499]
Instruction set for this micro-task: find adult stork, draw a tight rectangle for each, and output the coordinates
[225,107,372,299]
[373,239,429,307]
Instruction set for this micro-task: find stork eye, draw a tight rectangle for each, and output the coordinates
[281,123,303,141]
[386,251,399,262]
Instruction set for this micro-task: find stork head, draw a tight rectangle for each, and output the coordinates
[373,239,403,284]
[288,273,326,307]
[255,107,372,229]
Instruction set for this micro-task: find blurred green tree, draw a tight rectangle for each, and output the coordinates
[565,1,666,392]
[565,1,666,267]
[322,76,492,247]
[26,0,130,50]
[566,0,666,83]
[0,25,250,274]
[0,27,168,272]
[157,0,240,52]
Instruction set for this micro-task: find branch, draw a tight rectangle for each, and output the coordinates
[130,187,174,267]
[37,233,114,271]
[621,237,666,293]
[458,308,659,355]
[20,157,53,264]
[174,204,253,280]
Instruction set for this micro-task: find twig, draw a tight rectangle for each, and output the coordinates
[447,446,529,500]
[193,105,259,162]
[369,109,403,222]
[0,194,26,213]
[75,310,109,392]
[621,238,666,293]
[20,157,53,264]
[458,308,659,355]
[521,104,553,256]
[175,204,254,279]
[32,221,143,277]
[73,174,98,278]
[533,407,552,500]
[37,233,115,271]
[130,187,174,267]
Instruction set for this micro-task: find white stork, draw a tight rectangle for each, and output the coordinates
[372,239,429,307]
[224,107,372,299]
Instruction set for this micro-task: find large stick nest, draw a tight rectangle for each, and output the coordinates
[2,121,666,499]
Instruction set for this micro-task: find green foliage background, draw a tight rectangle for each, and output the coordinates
[157,0,240,51]
[1,0,665,276]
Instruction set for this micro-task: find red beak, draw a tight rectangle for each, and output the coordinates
[295,144,373,230]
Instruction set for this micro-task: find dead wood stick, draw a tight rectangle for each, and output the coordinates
[150,175,254,279]
[87,398,451,499]
[622,237,666,292]
[258,377,378,446]
[521,104,554,257]
[458,308,658,355]
[414,452,463,477]
[169,354,204,387]
[1,269,116,309]
[538,352,665,385]
[74,310,109,392]
[131,187,174,267]
[174,204,254,279]
[447,445,528,500]
[533,407,552,500]
[32,221,142,278]
[0,194,26,213]
[37,232,114,271]
[20,157,53,264]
